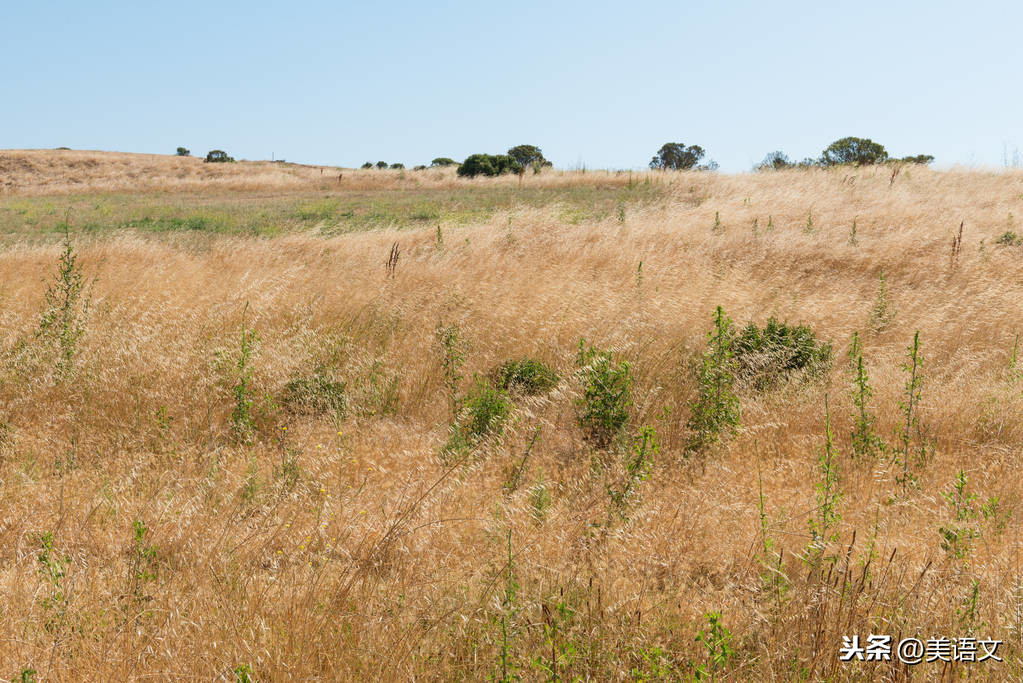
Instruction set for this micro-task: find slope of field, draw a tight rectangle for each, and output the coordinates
[0,149,638,196]
[2,163,1023,678]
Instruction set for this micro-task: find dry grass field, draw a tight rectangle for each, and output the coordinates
[2,151,1023,679]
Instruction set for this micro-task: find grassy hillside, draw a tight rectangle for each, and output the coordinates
[2,157,1023,678]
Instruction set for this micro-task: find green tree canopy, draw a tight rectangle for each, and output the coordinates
[204,150,234,163]
[820,137,888,166]
[456,153,522,178]
[507,144,551,170]
[649,142,706,171]
[431,157,457,167]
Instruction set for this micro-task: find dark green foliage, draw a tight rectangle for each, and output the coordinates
[282,369,347,418]
[389,162,405,170]
[507,144,552,172]
[457,153,523,178]
[38,225,92,379]
[686,307,740,453]
[176,147,190,156]
[756,151,792,171]
[431,157,457,167]
[898,154,935,165]
[413,164,427,171]
[996,231,1022,246]
[731,317,833,390]
[649,142,706,171]
[375,161,388,169]
[205,150,234,163]
[575,341,632,447]
[847,332,885,460]
[491,358,559,395]
[820,137,888,166]
[444,377,512,457]
[361,162,374,169]
[463,378,512,441]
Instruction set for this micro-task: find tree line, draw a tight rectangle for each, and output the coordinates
[174,136,933,173]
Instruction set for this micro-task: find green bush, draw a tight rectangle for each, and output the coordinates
[732,317,832,389]
[897,154,934,165]
[575,341,632,447]
[820,137,887,166]
[281,370,347,418]
[389,162,405,170]
[491,358,559,395]
[205,150,234,163]
[361,162,374,169]
[176,147,190,156]
[649,142,706,171]
[463,378,511,440]
[375,161,388,169]
[443,377,512,457]
[507,144,551,171]
[755,151,792,171]
[685,306,740,453]
[456,153,522,178]
[431,157,457,167]
[996,231,1022,246]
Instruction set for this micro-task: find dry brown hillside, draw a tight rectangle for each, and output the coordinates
[0,149,634,196]
[2,164,1023,678]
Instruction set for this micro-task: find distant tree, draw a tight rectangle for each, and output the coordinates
[649,142,706,171]
[507,144,551,171]
[176,147,190,157]
[390,163,405,170]
[431,157,457,167]
[756,151,793,171]
[897,154,935,165]
[361,162,374,169]
[457,153,522,178]
[375,161,388,169]
[204,150,234,163]
[820,137,888,166]
[413,165,427,171]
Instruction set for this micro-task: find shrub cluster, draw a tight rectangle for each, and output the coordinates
[732,317,833,390]
[756,137,934,170]
[490,358,559,395]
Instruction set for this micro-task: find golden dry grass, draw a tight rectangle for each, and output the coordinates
[2,162,1023,679]
[0,149,637,196]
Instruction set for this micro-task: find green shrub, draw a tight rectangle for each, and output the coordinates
[507,144,551,171]
[361,162,374,169]
[205,150,234,163]
[755,151,793,171]
[443,377,512,457]
[389,162,405,170]
[996,231,1022,246]
[491,358,559,395]
[176,147,190,156]
[686,306,740,453]
[281,369,347,418]
[431,157,457,167]
[649,142,706,171]
[731,317,832,390]
[463,378,511,440]
[456,153,522,178]
[820,137,887,166]
[375,161,388,169]
[575,341,632,447]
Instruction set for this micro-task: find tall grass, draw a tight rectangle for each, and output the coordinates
[0,165,1022,677]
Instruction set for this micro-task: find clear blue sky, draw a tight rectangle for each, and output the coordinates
[4,1,1021,172]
